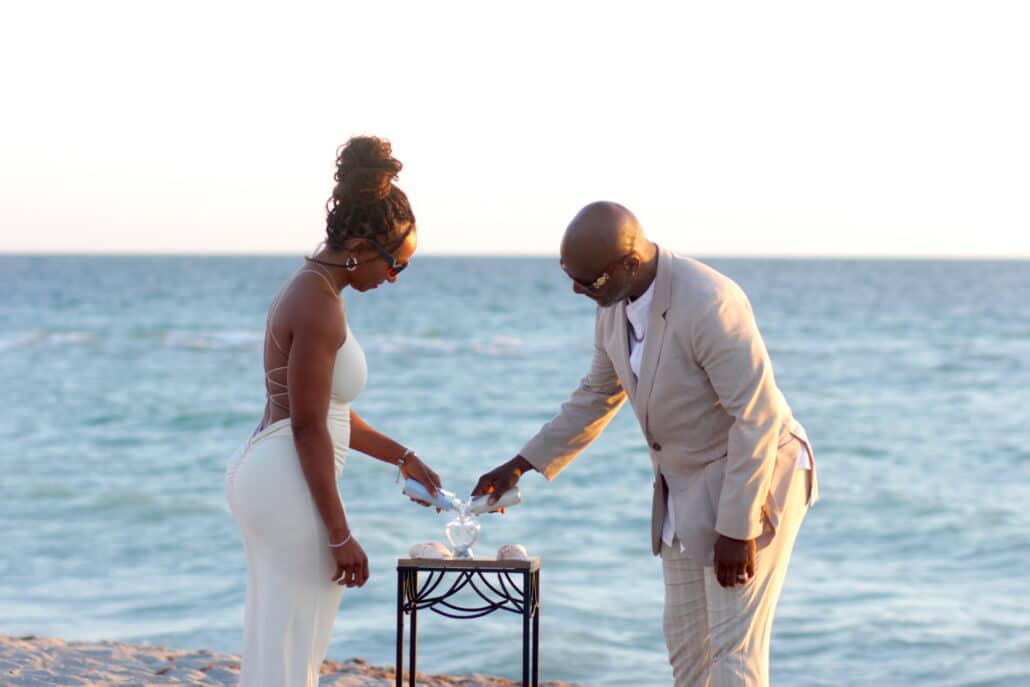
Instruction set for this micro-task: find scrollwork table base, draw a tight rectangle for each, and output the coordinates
[395,557,541,687]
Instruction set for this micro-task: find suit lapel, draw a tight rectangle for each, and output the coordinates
[611,300,638,399]
[635,247,673,435]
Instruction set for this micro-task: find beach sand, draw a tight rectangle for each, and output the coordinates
[0,635,582,687]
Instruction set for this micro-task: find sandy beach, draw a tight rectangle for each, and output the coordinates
[0,635,581,687]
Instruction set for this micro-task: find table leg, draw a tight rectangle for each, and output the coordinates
[532,570,540,687]
[522,570,531,687]
[409,572,418,687]
[396,570,405,687]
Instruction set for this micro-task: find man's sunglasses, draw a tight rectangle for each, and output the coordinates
[561,252,635,291]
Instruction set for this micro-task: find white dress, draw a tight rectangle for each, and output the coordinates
[225,270,367,687]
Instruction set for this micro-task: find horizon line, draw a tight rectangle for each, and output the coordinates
[1,251,1028,261]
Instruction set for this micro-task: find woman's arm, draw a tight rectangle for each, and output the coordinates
[286,288,350,543]
[350,409,442,495]
[286,284,369,586]
[348,409,408,464]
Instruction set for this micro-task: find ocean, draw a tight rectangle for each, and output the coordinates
[2,255,1029,686]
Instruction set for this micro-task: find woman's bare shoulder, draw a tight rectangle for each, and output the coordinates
[276,270,345,342]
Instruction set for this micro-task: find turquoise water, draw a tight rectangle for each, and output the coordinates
[2,255,1029,686]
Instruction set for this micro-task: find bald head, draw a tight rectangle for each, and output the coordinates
[559,201,658,306]
[560,201,646,273]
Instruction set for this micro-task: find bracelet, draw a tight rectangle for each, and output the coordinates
[394,448,414,483]
[328,533,352,548]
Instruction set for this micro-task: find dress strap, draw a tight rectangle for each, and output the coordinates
[265,286,288,355]
[300,260,340,297]
[265,365,291,411]
[262,261,340,414]
[265,264,338,354]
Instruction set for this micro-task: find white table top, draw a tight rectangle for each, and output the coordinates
[397,557,541,572]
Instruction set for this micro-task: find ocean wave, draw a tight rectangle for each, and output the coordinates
[162,330,264,350]
[0,331,96,350]
[48,332,96,345]
[470,335,525,356]
[148,331,568,356]
[361,334,567,357]
[0,332,44,350]
[363,334,459,354]
[26,482,78,499]
[72,489,228,520]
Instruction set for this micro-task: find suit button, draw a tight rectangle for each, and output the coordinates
[651,442,662,451]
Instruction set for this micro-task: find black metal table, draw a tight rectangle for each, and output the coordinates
[396,556,541,687]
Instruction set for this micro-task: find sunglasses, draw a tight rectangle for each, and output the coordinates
[350,225,413,276]
[562,252,635,291]
[365,236,408,276]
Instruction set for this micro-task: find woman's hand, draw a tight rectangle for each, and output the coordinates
[330,536,369,587]
[401,453,443,504]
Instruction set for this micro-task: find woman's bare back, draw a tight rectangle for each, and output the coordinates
[258,265,344,431]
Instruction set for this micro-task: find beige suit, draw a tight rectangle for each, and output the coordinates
[520,247,818,686]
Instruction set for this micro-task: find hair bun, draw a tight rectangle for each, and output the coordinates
[333,136,402,205]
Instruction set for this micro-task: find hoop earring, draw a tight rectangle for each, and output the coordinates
[345,256,358,271]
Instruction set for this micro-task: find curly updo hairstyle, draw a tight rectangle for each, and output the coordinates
[324,136,415,250]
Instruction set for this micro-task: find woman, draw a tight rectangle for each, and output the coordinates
[225,136,442,687]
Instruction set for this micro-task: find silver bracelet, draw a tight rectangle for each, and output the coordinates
[328,533,352,548]
[394,448,414,483]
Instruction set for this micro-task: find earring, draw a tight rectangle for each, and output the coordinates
[345,256,358,271]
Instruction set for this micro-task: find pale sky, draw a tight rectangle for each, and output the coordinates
[1,1,1028,257]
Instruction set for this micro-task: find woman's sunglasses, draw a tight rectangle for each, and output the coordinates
[365,237,408,276]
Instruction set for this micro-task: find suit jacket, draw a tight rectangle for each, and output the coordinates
[520,246,818,563]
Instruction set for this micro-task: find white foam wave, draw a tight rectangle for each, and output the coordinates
[48,332,96,345]
[162,330,264,350]
[470,335,525,356]
[363,334,530,356]
[363,335,460,354]
[0,332,46,351]
[0,331,97,350]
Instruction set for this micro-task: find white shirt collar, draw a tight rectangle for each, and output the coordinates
[625,278,656,340]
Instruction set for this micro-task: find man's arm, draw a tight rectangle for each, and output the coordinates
[472,314,627,502]
[518,314,627,479]
[694,285,788,542]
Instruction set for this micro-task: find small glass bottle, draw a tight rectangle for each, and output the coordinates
[402,478,462,511]
[467,486,522,515]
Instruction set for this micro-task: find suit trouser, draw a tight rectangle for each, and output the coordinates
[661,469,810,687]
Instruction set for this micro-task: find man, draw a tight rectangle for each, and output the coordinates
[472,201,818,687]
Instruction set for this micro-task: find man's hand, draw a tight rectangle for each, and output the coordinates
[471,456,534,511]
[714,534,756,588]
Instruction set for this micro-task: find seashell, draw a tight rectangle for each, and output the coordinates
[409,541,453,559]
[496,544,529,561]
